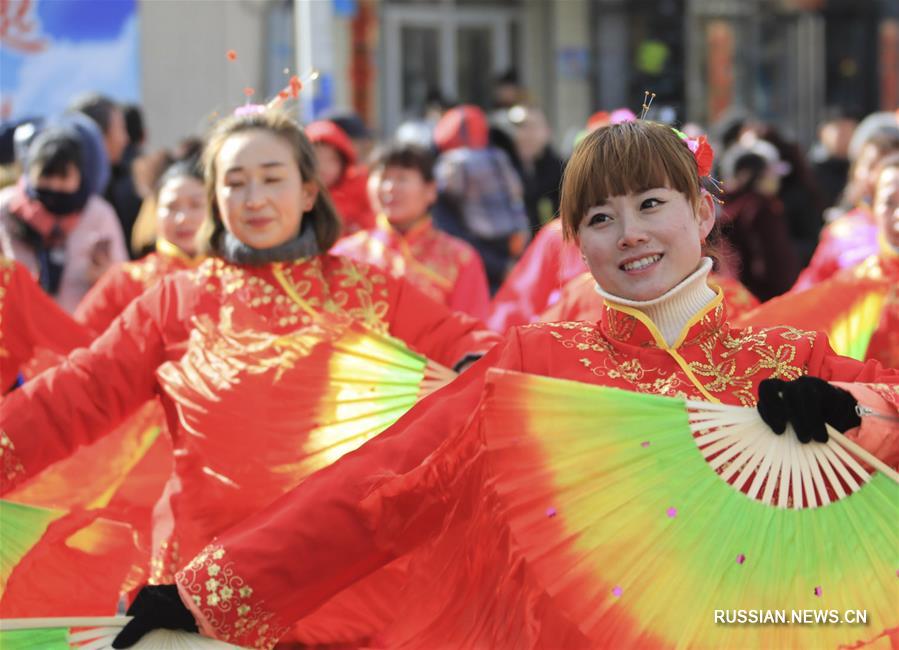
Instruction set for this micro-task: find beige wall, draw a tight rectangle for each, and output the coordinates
[550,0,591,148]
[139,0,271,151]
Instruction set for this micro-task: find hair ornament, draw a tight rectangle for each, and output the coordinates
[639,91,656,120]
[671,128,715,178]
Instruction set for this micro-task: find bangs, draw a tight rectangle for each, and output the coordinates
[560,121,699,240]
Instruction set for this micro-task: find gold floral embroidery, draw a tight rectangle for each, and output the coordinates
[194,257,392,334]
[178,543,289,649]
[849,255,885,280]
[123,255,164,288]
[539,308,819,407]
[535,322,695,399]
[0,258,12,362]
[159,307,339,387]
[149,538,180,585]
[1,429,25,484]
[604,309,637,343]
[685,324,812,406]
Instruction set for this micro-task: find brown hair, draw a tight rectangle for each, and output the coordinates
[201,108,341,254]
[369,142,436,182]
[559,121,701,241]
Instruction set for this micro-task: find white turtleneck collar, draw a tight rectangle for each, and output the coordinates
[594,258,717,347]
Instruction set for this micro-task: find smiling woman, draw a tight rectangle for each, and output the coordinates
[0,108,501,647]
[108,121,899,650]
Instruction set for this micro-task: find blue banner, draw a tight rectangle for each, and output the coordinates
[0,0,140,121]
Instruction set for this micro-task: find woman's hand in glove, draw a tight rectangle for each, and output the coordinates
[757,376,861,444]
[112,584,199,648]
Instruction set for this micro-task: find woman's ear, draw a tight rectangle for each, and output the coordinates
[302,180,319,212]
[424,180,438,206]
[696,190,716,240]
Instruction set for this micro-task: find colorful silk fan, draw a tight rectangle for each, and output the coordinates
[481,369,899,649]
[0,500,140,617]
[734,276,888,361]
[5,401,166,511]
[0,617,238,648]
[158,317,456,487]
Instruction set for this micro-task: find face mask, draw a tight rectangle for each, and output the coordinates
[33,183,90,215]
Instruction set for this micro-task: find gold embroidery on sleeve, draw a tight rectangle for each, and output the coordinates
[0,429,25,484]
[686,326,812,406]
[0,259,12,361]
[179,543,290,649]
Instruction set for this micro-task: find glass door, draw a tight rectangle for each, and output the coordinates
[382,4,519,137]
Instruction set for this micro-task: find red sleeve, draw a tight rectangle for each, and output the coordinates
[175,333,524,649]
[0,280,170,492]
[804,335,899,467]
[387,276,501,369]
[74,265,143,337]
[831,382,899,471]
[791,230,840,292]
[1,261,92,392]
[487,227,564,332]
[446,249,491,321]
[809,334,899,385]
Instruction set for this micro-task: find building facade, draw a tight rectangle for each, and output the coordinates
[139,0,898,151]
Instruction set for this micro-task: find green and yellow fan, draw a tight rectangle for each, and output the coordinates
[0,617,238,648]
[0,500,140,618]
[155,316,457,541]
[481,369,899,649]
[734,275,888,362]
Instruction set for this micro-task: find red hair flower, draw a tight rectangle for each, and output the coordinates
[672,129,715,177]
[690,135,714,177]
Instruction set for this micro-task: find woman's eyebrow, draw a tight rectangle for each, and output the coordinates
[224,161,288,174]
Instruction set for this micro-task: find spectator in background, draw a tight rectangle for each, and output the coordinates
[841,126,899,211]
[809,108,857,211]
[76,159,207,336]
[332,142,490,320]
[492,68,527,110]
[306,119,374,235]
[0,113,127,312]
[325,111,376,166]
[751,125,825,266]
[508,105,564,230]
[792,126,899,291]
[719,139,799,300]
[128,137,206,258]
[70,93,142,255]
[431,104,530,293]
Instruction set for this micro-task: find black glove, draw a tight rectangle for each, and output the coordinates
[757,376,860,444]
[112,584,198,648]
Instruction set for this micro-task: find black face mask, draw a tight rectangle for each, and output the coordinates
[32,183,90,215]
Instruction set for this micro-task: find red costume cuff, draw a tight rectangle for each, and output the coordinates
[175,543,291,649]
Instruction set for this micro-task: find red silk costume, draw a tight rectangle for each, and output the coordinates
[737,250,899,370]
[76,240,203,336]
[792,206,878,292]
[0,257,91,395]
[487,219,584,332]
[331,214,491,320]
[172,293,899,649]
[539,271,760,323]
[0,255,499,594]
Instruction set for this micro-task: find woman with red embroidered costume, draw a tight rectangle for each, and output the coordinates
[332,143,491,320]
[76,160,207,336]
[793,128,899,291]
[737,153,899,371]
[0,108,499,634]
[0,257,91,395]
[115,121,899,650]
